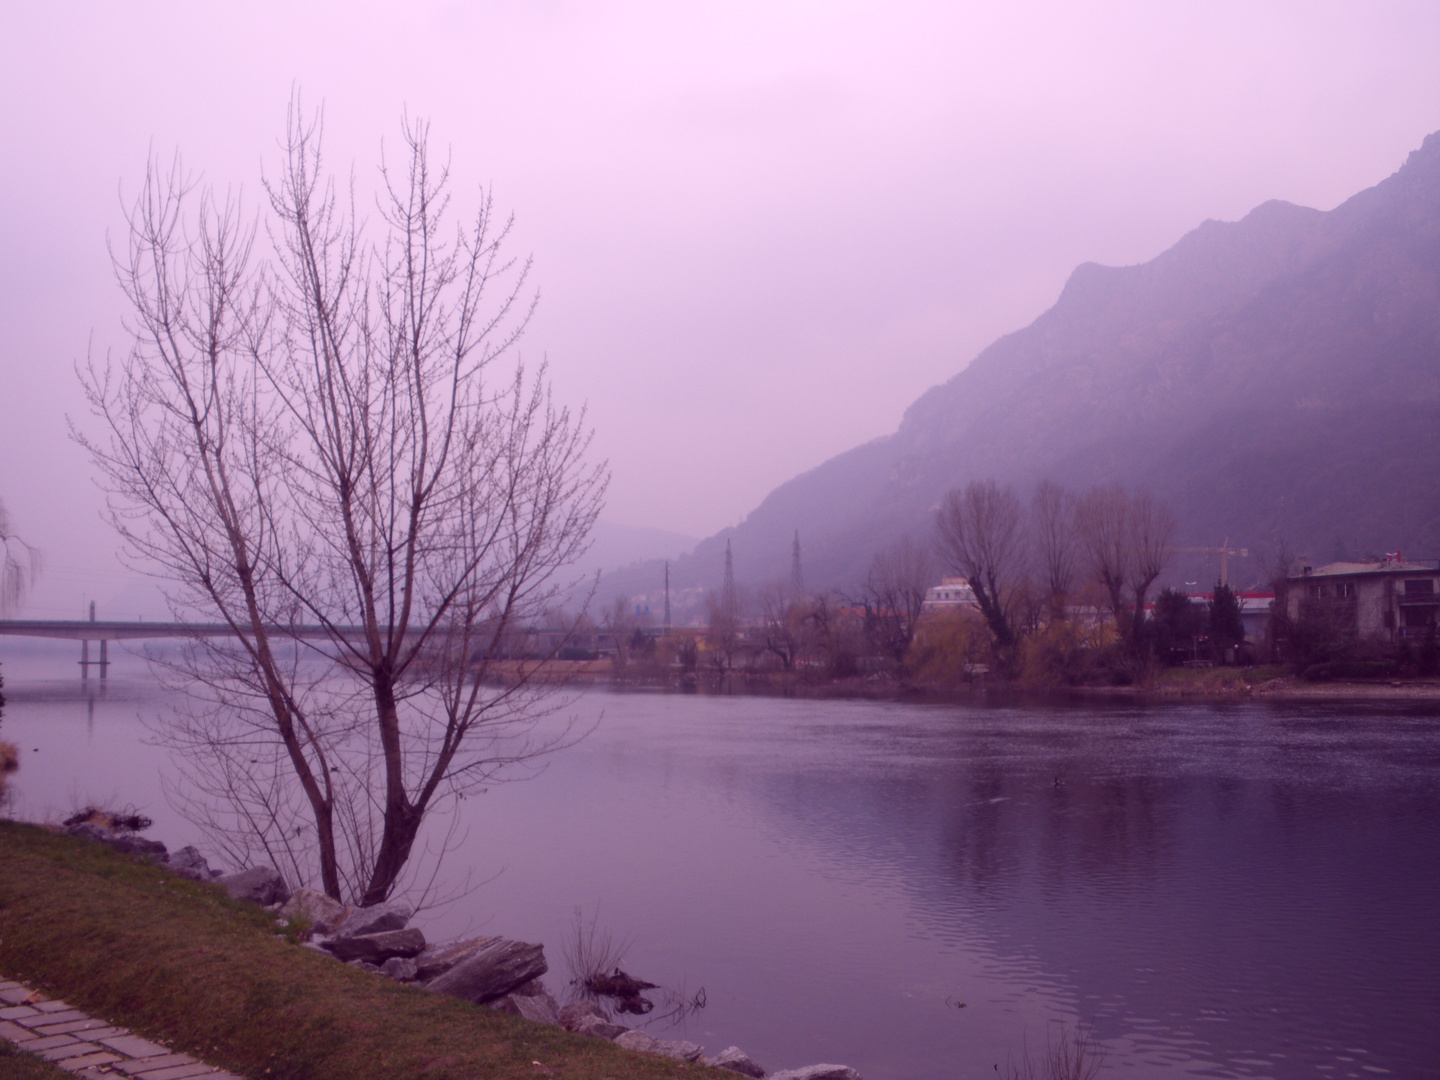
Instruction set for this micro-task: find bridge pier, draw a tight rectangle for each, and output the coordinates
[77,601,110,681]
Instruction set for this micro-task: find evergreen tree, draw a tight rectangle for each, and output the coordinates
[1209,582,1246,660]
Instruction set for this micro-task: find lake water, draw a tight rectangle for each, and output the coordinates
[2,640,1438,1080]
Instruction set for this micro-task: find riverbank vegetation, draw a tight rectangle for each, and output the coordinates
[0,822,715,1080]
[578,477,1439,701]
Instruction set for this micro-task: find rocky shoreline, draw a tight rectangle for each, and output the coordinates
[57,819,862,1080]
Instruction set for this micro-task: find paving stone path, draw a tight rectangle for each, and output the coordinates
[0,977,245,1079]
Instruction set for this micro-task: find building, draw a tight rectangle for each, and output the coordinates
[1286,556,1440,642]
[1175,590,1275,642]
[922,577,978,611]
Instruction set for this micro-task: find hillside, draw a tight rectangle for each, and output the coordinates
[607,131,1440,607]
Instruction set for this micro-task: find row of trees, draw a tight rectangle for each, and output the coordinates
[670,479,1177,681]
[687,479,1197,683]
[935,479,1176,657]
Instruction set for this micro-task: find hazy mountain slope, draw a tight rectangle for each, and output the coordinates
[607,131,1440,604]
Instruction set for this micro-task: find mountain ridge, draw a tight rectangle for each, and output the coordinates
[603,130,1440,606]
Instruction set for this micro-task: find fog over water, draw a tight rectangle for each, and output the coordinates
[4,3,1440,616]
[3,641,1437,1079]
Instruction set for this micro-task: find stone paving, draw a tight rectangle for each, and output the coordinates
[0,977,244,1079]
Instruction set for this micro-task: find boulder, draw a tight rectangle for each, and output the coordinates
[62,822,113,845]
[380,957,419,981]
[279,888,348,934]
[425,938,547,1004]
[655,1040,706,1063]
[559,999,610,1031]
[414,936,500,982]
[347,959,382,974]
[570,1013,628,1040]
[216,866,290,906]
[164,846,214,881]
[490,985,561,1026]
[708,1047,767,1078]
[614,1030,660,1053]
[63,822,168,860]
[325,927,427,964]
[768,1068,862,1080]
[509,978,549,998]
[332,901,411,939]
[613,1032,706,1063]
[107,833,169,859]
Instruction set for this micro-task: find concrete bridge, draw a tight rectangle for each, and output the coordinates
[0,603,342,679]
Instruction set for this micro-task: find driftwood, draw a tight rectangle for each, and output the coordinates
[584,968,659,1014]
[63,807,153,832]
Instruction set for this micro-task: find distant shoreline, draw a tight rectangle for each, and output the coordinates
[492,662,1440,706]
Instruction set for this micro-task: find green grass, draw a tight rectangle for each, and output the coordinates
[0,822,715,1080]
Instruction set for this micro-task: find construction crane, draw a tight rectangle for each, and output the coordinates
[1171,538,1249,588]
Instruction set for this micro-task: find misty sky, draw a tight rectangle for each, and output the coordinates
[3,1,1440,619]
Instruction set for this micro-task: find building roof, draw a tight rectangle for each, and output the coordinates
[1295,559,1438,579]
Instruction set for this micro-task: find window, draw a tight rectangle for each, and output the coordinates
[1336,582,1356,599]
[1404,579,1436,597]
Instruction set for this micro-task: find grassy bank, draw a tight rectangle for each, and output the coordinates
[0,1040,75,1080]
[0,822,713,1080]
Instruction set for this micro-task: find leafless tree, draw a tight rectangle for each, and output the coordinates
[601,596,637,671]
[78,103,606,904]
[1031,480,1076,621]
[755,583,803,671]
[1074,484,1131,632]
[0,498,41,616]
[860,535,934,664]
[800,590,862,678]
[1074,484,1175,649]
[935,481,1027,648]
[1125,490,1176,645]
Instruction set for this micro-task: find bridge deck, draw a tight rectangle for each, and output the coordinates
[0,620,341,641]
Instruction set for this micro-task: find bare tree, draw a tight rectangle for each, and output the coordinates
[1074,484,1131,632]
[754,587,800,673]
[601,596,637,671]
[935,481,1027,648]
[1126,490,1176,646]
[0,498,41,616]
[860,535,934,665]
[78,104,606,904]
[1031,480,1075,621]
[800,590,862,678]
[1074,485,1175,650]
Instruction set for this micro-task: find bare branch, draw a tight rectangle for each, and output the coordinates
[80,97,607,904]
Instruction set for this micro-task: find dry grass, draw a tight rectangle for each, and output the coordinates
[559,906,634,1005]
[1002,1022,1104,1080]
[0,821,719,1080]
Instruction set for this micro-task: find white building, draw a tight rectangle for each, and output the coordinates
[923,577,978,611]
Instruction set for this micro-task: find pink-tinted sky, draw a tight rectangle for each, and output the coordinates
[2,1,1439,618]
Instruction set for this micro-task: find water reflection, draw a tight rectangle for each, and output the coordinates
[1,658,1437,1080]
[721,700,1440,1078]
